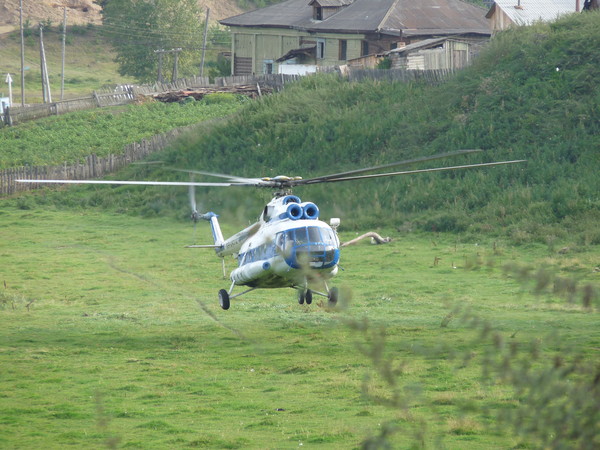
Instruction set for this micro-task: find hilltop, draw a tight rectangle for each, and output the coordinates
[0,0,243,33]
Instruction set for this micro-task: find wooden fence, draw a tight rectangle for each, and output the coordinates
[0,70,450,126]
[2,87,135,126]
[346,68,455,85]
[131,76,210,96]
[0,124,199,196]
[1,74,304,126]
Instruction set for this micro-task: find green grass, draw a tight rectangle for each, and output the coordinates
[0,205,597,448]
[0,96,245,168]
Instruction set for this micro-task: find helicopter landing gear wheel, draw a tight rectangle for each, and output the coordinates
[218,289,230,310]
[298,289,313,305]
[305,289,313,305]
[328,287,339,307]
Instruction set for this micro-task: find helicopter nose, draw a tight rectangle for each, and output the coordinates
[286,245,339,269]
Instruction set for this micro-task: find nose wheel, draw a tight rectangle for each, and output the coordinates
[218,289,230,310]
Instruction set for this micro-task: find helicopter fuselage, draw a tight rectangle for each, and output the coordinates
[206,194,340,291]
[231,217,340,289]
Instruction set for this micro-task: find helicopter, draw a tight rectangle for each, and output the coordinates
[17,149,525,310]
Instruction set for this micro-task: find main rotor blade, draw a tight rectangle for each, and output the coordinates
[296,149,483,186]
[302,160,526,184]
[16,179,241,187]
[172,169,263,184]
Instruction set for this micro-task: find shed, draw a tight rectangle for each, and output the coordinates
[485,0,583,32]
[384,37,486,70]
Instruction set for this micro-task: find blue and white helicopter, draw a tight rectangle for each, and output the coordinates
[18,150,525,310]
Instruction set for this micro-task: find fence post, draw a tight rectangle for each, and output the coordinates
[4,106,12,126]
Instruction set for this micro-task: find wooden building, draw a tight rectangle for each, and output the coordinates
[485,0,595,32]
[381,37,487,71]
[220,0,491,75]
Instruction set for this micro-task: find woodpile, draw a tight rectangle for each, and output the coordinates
[150,85,273,102]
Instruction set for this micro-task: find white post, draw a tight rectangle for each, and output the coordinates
[5,73,13,106]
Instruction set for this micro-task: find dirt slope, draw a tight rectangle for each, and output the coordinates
[0,0,243,33]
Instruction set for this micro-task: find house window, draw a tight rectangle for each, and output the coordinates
[339,40,347,60]
[317,39,325,59]
[361,40,369,56]
[263,60,274,74]
[314,6,323,20]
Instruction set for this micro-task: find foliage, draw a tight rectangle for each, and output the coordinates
[99,0,205,82]
[206,51,232,79]
[376,57,392,70]
[0,100,244,168]
[353,303,600,449]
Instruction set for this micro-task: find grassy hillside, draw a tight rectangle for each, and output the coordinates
[0,95,245,169]
[0,22,230,103]
[6,12,600,247]
[0,25,136,103]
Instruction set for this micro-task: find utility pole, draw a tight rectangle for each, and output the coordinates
[172,50,179,81]
[39,24,52,103]
[155,49,165,83]
[61,7,67,100]
[155,48,182,83]
[200,8,210,77]
[19,0,25,106]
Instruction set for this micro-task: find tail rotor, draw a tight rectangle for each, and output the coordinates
[189,184,202,243]
[189,184,200,223]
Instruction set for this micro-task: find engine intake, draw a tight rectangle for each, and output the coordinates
[302,202,319,220]
[286,203,304,220]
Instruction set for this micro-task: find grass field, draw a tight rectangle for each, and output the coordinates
[1,202,598,448]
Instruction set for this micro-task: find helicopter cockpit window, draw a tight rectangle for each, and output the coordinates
[278,226,339,269]
[294,227,309,245]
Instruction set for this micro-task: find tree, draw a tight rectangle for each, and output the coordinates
[99,0,204,82]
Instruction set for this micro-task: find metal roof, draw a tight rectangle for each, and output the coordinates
[385,37,448,55]
[221,0,490,36]
[276,45,317,62]
[485,0,578,25]
[309,0,355,7]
